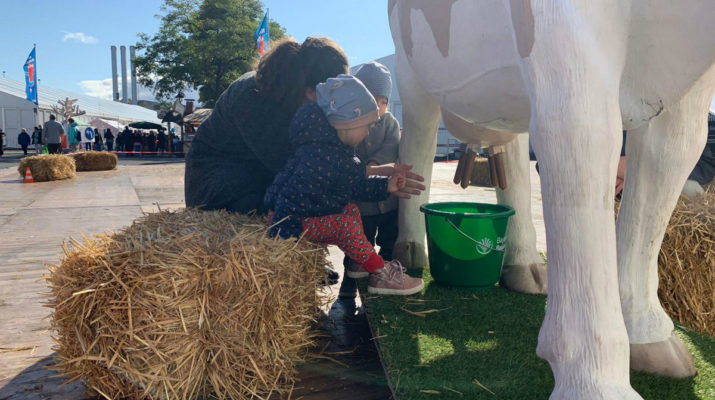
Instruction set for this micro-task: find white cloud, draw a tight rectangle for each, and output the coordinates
[78,78,114,100]
[62,31,98,44]
[78,75,182,103]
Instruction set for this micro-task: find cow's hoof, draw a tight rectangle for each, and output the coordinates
[499,263,547,295]
[630,332,697,378]
[393,241,427,270]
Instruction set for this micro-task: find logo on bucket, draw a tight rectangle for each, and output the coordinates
[475,238,493,255]
[475,236,506,255]
[496,236,506,252]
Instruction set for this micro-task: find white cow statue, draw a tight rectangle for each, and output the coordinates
[389,1,714,399]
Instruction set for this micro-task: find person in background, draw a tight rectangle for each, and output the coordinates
[32,126,43,154]
[265,75,425,296]
[133,130,142,154]
[148,131,157,153]
[94,128,103,151]
[43,115,64,154]
[157,130,167,154]
[37,125,43,151]
[104,128,114,152]
[121,126,132,152]
[339,61,402,298]
[67,118,80,152]
[18,128,31,156]
[0,129,6,157]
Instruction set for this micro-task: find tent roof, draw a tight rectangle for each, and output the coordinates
[184,108,212,125]
[0,77,161,123]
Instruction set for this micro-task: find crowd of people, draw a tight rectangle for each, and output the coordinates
[111,126,174,154]
[1,116,180,156]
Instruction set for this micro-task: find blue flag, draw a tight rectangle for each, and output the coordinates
[23,47,38,105]
[254,11,269,57]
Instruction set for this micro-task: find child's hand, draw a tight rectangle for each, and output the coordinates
[388,173,406,194]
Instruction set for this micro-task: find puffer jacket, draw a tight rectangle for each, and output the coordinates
[265,102,389,238]
[68,122,80,145]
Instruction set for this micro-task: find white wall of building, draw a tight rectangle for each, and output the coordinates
[0,91,40,148]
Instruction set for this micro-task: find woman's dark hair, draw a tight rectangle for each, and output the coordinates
[255,37,304,111]
[299,37,349,88]
[255,36,349,112]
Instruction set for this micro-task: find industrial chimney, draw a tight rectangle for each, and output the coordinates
[120,46,128,104]
[130,46,138,105]
[111,46,119,102]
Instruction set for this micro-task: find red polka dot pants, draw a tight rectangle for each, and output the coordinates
[302,204,384,272]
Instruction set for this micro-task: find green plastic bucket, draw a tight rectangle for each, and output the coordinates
[420,202,515,288]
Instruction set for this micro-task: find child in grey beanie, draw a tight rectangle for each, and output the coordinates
[316,74,379,132]
[339,61,403,298]
[354,61,392,101]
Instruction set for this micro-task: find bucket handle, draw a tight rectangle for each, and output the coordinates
[445,217,505,253]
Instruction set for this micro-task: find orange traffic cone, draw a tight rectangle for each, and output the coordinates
[23,167,34,183]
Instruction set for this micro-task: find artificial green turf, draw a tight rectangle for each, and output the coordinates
[360,271,714,400]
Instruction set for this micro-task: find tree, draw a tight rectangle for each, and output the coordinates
[134,0,285,108]
[50,98,86,122]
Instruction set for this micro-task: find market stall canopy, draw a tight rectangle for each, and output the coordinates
[128,121,165,130]
[161,110,184,124]
[183,108,212,126]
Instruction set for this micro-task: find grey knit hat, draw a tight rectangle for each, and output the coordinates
[316,74,379,130]
[354,61,392,100]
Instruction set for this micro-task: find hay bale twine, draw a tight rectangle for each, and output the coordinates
[657,181,714,336]
[47,209,329,400]
[17,154,76,182]
[68,151,118,171]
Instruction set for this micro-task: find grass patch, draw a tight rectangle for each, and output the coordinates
[360,270,714,400]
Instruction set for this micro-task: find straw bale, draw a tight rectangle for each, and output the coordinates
[17,154,76,182]
[656,181,714,336]
[615,180,714,336]
[68,151,118,171]
[47,209,330,400]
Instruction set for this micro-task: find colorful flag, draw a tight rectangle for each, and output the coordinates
[23,47,38,105]
[254,11,269,58]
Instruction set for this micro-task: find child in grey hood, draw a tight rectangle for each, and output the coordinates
[339,61,402,298]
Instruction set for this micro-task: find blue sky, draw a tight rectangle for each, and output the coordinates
[0,0,394,100]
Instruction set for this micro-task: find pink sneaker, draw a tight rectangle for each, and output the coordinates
[368,260,424,296]
[346,260,369,279]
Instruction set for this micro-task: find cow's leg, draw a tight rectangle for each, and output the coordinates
[497,134,547,294]
[392,50,442,269]
[617,68,714,378]
[522,2,640,398]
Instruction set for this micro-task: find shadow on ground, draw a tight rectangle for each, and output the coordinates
[0,354,91,400]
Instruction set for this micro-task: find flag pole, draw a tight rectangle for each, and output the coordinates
[33,44,39,125]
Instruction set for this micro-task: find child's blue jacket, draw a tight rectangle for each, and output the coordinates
[264,102,388,238]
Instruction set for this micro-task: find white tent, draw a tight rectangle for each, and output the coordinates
[0,77,160,148]
[89,118,122,135]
